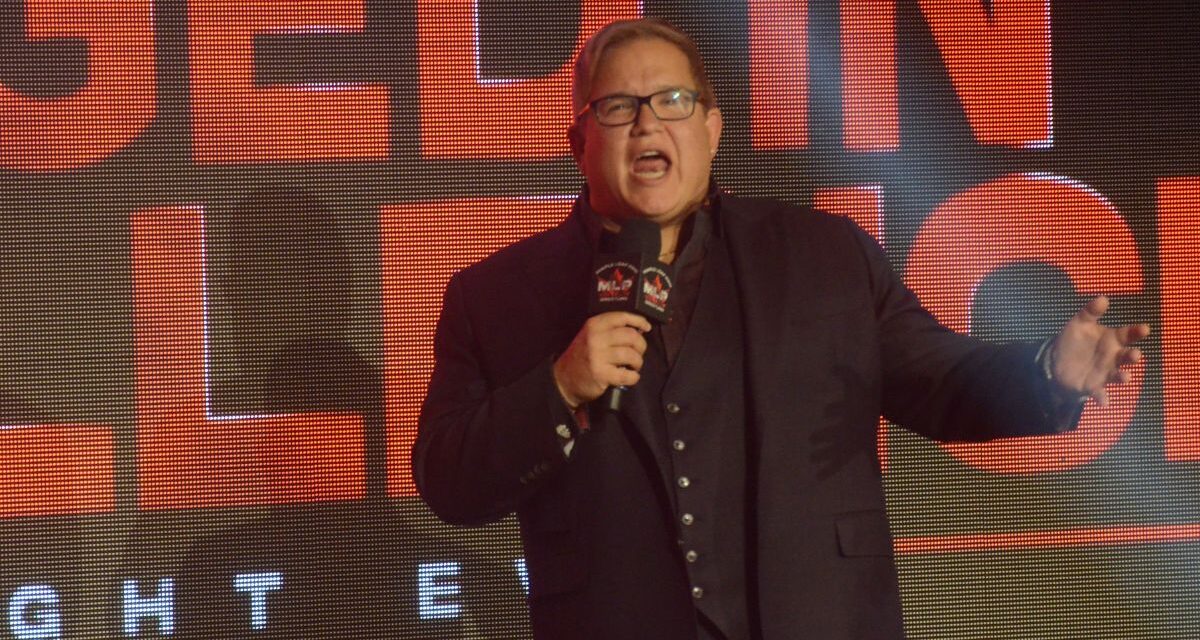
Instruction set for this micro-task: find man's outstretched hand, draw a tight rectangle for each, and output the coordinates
[1049,295,1151,406]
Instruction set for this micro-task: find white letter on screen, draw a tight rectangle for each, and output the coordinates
[122,578,174,636]
[233,572,283,631]
[417,562,462,620]
[8,585,62,640]
[513,558,529,595]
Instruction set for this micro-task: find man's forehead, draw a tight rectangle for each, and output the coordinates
[590,39,693,91]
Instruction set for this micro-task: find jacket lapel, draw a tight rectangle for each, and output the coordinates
[719,195,793,423]
[520,201,593,349]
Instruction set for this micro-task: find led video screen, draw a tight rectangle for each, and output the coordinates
[1,0,1198,637]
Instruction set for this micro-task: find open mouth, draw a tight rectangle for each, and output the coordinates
[632,150,671,180]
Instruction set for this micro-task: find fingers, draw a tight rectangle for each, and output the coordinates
[610,345,645,372]
[1072,296,1150,346]
[1083,343,1143,408]
[596,325,647,389]
[1084,342,1141,401]
[610,364,642,388]
[1116,345,1142,367]
[629,313,654,334]
[553,312,654,406]
[1116,323,1152,346]
[1075,295,1109,323]
[591,312,650,359]
[595,311,653,335]
[1106,367,1131,386]
[608,326,649,354]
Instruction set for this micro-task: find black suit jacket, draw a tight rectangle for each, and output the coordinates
[414,192,1067,639]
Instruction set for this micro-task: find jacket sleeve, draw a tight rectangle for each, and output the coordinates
[412,272,578,527]
[845,219,1080,442]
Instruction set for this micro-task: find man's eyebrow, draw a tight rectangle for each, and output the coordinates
[590,92,633,102]
[591,86,691,101]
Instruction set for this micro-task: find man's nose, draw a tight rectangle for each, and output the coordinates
[631,101,664,133]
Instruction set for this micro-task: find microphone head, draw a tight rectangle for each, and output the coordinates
[609,217,660,257]
[592,217,673,323]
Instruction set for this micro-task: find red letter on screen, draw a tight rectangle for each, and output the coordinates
[132,206,363,509]
[815,185,889,469]
[748,0,808,149]
[917,0,1051,148]
[381,197,574,496]
[417,0,640,159]
[0,424,113,518]
[1160,177,1200,462]
[906,174,1143,473]
[190,0,389,164]
[841,0,898,151]
[0,0,155,172]
[815,184,884,241]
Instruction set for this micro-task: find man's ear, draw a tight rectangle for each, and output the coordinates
[705,107,723,156]
[568,123,586,169]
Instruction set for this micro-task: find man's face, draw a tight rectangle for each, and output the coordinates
[572,37,723,227]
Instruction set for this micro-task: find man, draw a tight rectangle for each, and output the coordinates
[413,18,1149,640]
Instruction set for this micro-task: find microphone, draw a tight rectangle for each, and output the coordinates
[589,218,675,411]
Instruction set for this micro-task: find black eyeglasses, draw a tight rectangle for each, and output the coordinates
[578,88,702,126]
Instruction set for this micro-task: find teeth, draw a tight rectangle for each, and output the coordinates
[633,150,668,179]
[633,167,667,179]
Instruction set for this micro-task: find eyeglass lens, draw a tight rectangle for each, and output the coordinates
[594,89,697,125]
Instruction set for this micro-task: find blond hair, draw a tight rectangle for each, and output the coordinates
[571,18,716,115]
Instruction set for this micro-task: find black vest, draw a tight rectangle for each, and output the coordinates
[630,235,751,640]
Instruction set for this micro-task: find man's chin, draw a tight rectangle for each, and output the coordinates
[620,208,685,228]
[620,197,689,223]
[593,193,690,226]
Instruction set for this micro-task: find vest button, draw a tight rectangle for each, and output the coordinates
[666,402,681,414]
[685,550,698,563]
[672,439,686,451]
[692,586,705,599]
[677,476,690,488]
[681,513,695,526]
